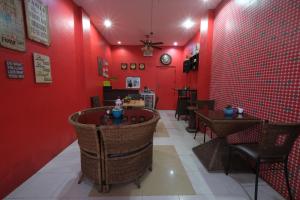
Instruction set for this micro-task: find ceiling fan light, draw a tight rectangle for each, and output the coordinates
[182,18,195,29]
[104,19,112,28]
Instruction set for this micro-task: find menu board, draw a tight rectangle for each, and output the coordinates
[33,53,52,83]
[25,0,50,46]
[6,60,24,79]
[0,0,26,51]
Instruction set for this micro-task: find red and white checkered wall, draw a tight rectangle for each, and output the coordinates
[210,0,300,199]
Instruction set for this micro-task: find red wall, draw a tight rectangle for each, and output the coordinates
[110,46,185,109]
[211,0,300,199]
[0,0,111,198]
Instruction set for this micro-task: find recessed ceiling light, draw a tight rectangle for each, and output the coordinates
[117,41,122,45]
[104,19,112,28]
[182,18,195,29]
[173,42,178,46]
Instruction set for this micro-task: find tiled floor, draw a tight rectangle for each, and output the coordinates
[5,110,285,200]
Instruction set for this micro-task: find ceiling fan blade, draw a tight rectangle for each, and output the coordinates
[152,46,162,50]
[151,42,164,45]
[140,40,146,44]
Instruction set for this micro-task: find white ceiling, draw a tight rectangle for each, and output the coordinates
[73,0,222,46]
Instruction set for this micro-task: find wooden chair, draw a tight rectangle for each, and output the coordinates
[68,112,103,192]
[99,110,160,192]
[175,89,189,120]
[154,96,159,109]
[90,96,100,108]
[193,100,215,143]
[188,90,197,106]
[225,122,300,200]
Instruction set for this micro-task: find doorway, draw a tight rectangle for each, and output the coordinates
[156,67,176,110]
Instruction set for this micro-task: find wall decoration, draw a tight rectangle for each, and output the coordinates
[33,53,52,83]
[121,63,127,70]
[97,57,103,76]
[126,77,140,89]
[6,60,24,79]
[139,63,145,70]
[0,0,26,51]
[25,0,50,46]
[130,63,136,70]
[102,59,109,78]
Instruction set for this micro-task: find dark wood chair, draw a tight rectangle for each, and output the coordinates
[175,89,189,120]
[90,96,100,108]
[193,100,215,143]
[188,90,197,106]
[154,96,159,109]
[225,122,300,200]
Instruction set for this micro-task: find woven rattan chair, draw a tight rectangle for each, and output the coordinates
[99,110,160,192]
[225,122,300,200]
[68,112,103,192]
[193,100,215,142]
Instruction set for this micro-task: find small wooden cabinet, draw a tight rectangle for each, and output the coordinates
[140,92,155,109]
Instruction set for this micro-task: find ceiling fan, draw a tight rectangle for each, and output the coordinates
[140,32,164,50]
[140,0,163,54]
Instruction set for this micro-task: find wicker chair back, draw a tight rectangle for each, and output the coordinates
[69,112,100,156]
[100,111,160,156]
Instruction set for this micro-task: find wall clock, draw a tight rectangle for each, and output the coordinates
[160,53,172,65]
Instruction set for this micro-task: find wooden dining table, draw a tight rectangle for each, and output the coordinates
[193,109,262,172]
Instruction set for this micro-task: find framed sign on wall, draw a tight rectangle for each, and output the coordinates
[6,61,24,79]
[25,0,50,46]
[0,0,26,51]
[126,77,140,89]
[33,53,52,83]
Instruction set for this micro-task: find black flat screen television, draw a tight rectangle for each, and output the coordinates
[183,59,191,73]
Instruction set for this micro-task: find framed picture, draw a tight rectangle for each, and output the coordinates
[33,53,52,83]
[139,63,145,70]
[25,0,51,46]
[121,63,127,70]
[0,0,26,51]
[126,77,141,89]
[97,57,103,76]
[6,60,24,79]
[130,63,136,70]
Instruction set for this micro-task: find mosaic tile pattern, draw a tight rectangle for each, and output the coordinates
[210,0,300,199]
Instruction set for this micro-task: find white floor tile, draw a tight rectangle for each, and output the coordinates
[6,173,71,199]
[142,195,180,200]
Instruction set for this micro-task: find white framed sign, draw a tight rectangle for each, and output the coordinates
[25,0,50,46]
[126,77,141,89]
[33,53,52,83]
[0,0,26,51]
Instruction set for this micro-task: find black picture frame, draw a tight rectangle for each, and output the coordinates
[121,63,127,70]
[130,63,136,70]
[139,63,145,70]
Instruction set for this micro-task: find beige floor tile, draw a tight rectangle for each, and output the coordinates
[154,120,169,137]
